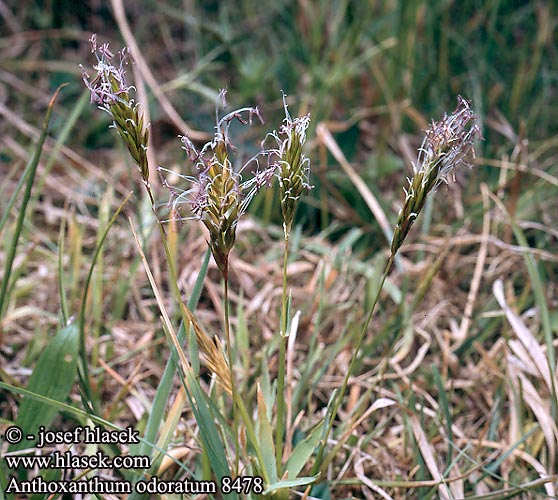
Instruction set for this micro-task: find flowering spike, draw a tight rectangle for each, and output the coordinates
[165,100,274,280]
[271,93,312,237]
[81,35,150,186]
[390,96,482,257]
[82,36,234,394]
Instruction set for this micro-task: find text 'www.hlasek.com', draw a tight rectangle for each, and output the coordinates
[3,425,263,495]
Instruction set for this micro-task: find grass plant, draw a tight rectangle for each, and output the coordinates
[1,3,557,499]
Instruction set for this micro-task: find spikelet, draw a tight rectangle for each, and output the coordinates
[191,134,240,280]
[178,102,271,280]
[80,35,150,187]
[184,308,232,395]
[272,94,312,237]
[391,96,482,257]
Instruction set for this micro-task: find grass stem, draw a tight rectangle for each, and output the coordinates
[311,253,394,476]
[275,232,290,473]
[224,276,240,476]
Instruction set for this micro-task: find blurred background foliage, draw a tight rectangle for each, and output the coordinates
[1,0,557,252]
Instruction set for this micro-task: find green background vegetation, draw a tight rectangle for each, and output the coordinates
[1,1,557,499]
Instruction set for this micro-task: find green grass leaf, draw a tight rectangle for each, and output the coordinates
[264,474,320,495]
[257,384,278,485]
[0,85,65,319]
[285,421,323,480]
[9,322,79,452]
[131,247,211,461]
[186,371,237,500]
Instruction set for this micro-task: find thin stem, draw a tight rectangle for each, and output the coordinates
[311,253,394,476]
[224,275,272,488]
[275,231,290,472]
[224,276,240,476]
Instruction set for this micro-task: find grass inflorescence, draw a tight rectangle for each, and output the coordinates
[1,5,557,499]
[390,96,482,258]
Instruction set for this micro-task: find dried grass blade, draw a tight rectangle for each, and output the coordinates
[408,414,452,500]
[489,191,557,414]
[457,182,491,343]
[510,366,558,473]
[316,123,393,246]
[154,386,188,474]
[354,457,394,500]
[129,219,193,380]
[494,280,555,394]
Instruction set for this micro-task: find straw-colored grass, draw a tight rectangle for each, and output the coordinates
[1,2,557,499]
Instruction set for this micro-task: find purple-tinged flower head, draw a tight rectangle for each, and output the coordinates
[413,95,481,190]
[80,34,133,111]
[168,96,271,279]
[390,96,482,257]
[81,35,150,185]
[269,93,312,237]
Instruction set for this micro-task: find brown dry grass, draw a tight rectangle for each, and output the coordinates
[1,4,558,499]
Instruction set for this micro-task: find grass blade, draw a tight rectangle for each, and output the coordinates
[489,192,558,418]
[8,322,79,453]
[264,475,320,495]
[257,384,278,486]
[186,372,237,499]
[77,191,133,414]
[285,421,323,480]
[0,85,65,320]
